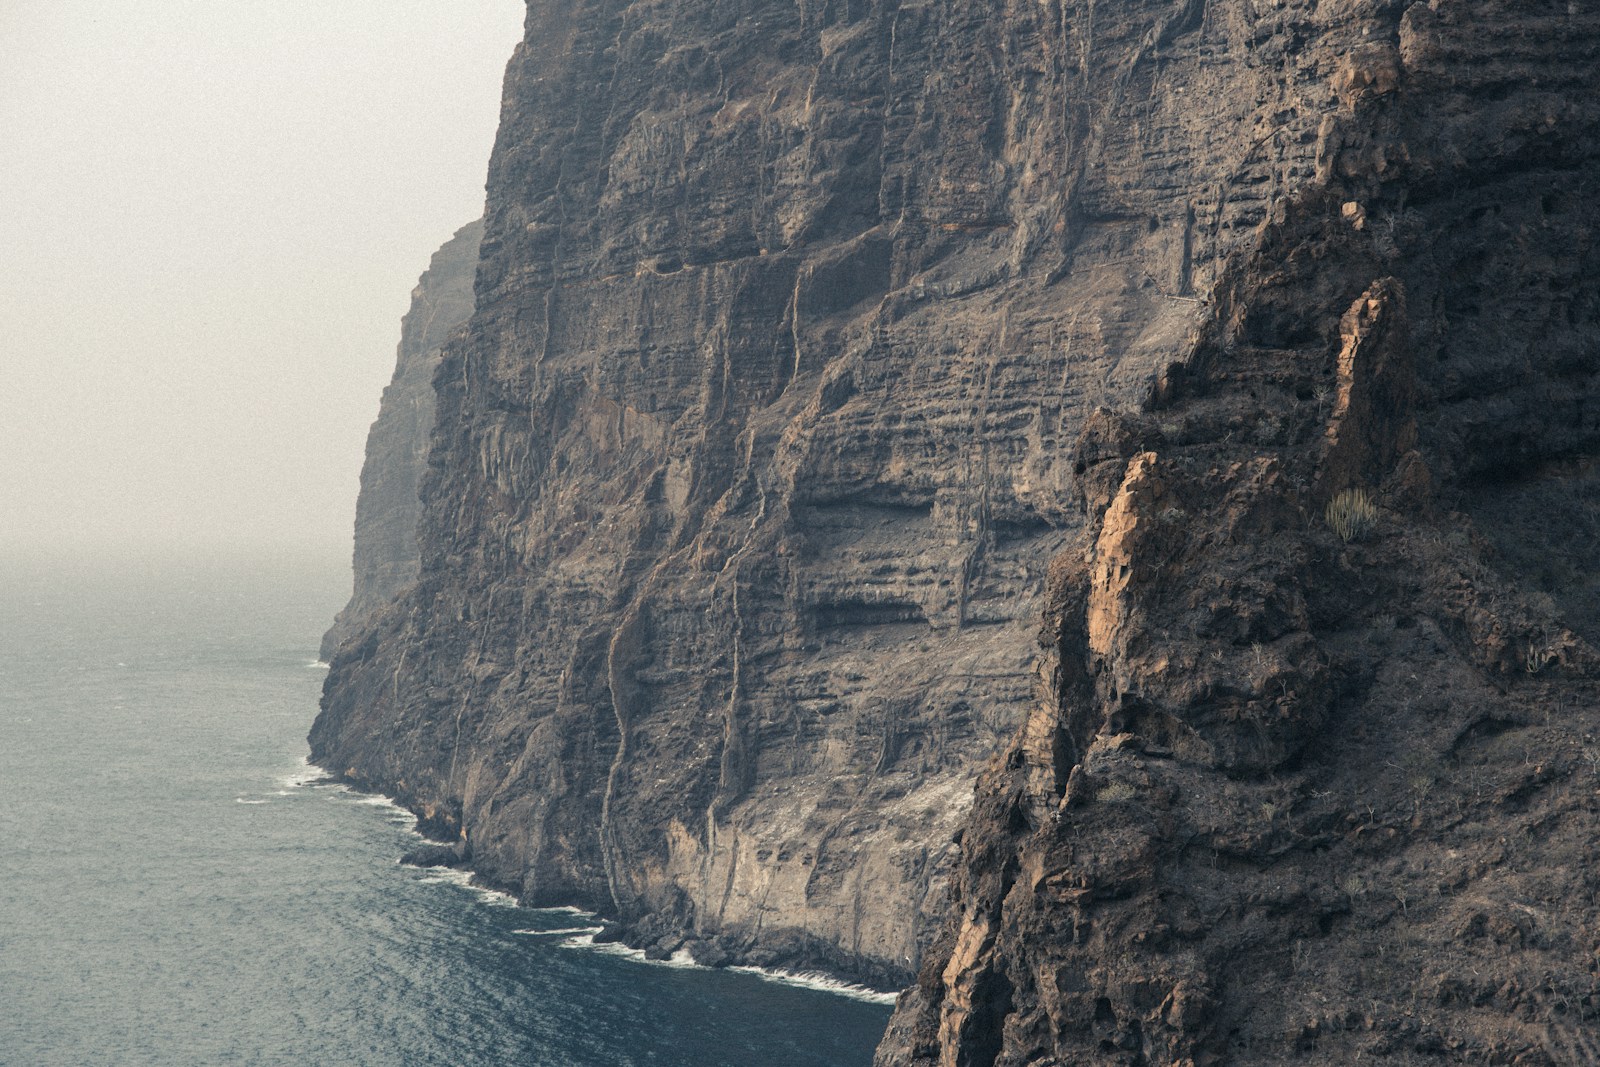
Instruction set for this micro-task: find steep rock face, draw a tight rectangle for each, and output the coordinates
[320,221,483,662]
[311,0,1337,982]
[881,2,1600,1063]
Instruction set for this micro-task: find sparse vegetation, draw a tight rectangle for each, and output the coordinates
[1325,487,1378,542]
[1525,639,1557,675]
[1096,781,1137,804]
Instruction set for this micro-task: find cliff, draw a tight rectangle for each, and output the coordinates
[320,220,483,662]
[311,0,1600,1051]
[314,0,1294,983]
[879,2,1600,1063]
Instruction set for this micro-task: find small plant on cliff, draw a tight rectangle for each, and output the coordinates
[1582,744,1600,777]
[1325,488,1378,542]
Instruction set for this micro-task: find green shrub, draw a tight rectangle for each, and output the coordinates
[1325,487,1378,542]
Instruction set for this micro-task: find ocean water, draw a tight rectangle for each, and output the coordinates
[0,551,892,1067]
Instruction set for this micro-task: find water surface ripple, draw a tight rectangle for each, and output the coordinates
[0,553,891,1066]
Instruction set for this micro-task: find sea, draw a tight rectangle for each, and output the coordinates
[0,550,893,1067]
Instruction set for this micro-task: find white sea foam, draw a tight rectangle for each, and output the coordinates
[367,805,418,830]
[234,798,271,805]
[473,886,519,908]
[415,868,471,886]
[559,933,657,964]
[511,926,605,937]
[729,966,901,1005]
[554,927,897,1000]
[564,936,900,1002]
[414,865,518,907]
[564,941,700,968]
[279,758,337,790]
[307,660,330,669]
[315,778,425,828]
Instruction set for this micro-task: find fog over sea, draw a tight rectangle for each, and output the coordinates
[0,552,891,1066]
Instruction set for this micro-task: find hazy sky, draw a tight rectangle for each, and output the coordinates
[2,1,523,558]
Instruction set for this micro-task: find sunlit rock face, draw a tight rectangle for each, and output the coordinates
[320,220,482,663]
[317,3,1600,1047]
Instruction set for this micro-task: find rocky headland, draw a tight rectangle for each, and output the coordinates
[314,0,1600,1058]
[321,220,482,662]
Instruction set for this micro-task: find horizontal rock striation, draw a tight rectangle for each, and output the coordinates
[881,1,1600,1062]
[320,220,482,663]
[311,0,1340,983]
